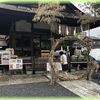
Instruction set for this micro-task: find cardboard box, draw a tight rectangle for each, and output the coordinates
[6,48,14,55]
[0,50,11,65]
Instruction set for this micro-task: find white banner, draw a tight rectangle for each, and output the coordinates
[89,49,100,61]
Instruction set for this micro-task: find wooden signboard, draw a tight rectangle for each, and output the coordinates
[9,59,23,70]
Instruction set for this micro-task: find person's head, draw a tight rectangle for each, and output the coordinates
[59,51,64,55]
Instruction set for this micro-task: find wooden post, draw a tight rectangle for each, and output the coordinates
[31,22,35,74]
[9,18,15,48]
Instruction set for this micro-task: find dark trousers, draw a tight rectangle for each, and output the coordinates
[62,64,68,71]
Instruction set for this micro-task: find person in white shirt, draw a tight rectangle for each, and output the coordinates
[60,51,68,74]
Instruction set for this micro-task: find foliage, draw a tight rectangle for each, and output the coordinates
[75,10,95,25]
[32,3,66,84]
[32,2,100,83]
[75,2,100,27]
[91,3,100,17]
[32,3,65,24]
[75,3,98,80]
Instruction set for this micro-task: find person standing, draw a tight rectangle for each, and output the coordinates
[60,51,68,75]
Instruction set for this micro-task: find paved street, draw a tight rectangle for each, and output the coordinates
[0,74,78,97]
[0,82,78,97]
[0,73,100,97]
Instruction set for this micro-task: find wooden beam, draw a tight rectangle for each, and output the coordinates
[0,3,35,13]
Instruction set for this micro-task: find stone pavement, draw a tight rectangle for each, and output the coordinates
[0,74,49,86]
[46,73,100,97]
[0,74,78,96]
[58,80,100,98]
[0,73,100,97]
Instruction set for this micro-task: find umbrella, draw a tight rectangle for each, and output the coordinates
[89,49,100,61]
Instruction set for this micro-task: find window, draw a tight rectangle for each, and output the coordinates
[41,40,50,50]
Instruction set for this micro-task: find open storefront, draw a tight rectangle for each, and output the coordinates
[0,3,100,75]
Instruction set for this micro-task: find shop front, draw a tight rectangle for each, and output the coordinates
[0,4,52,74]
[0,3,100,75]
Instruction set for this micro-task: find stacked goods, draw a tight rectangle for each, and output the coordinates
[41,50,50,57]
[0,50,10,65]
[0,48,23,72]
[71,55,78,61]
[6,48,23,70]
[6,48,18,59]
[78,55,84,61]
[11,55,18,59]
[6,48,14,55]
[74,49,81,56]
[0,48,19,65]
[71,48,85,62]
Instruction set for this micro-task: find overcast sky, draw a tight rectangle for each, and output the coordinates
[85,27,100,38]
[71,2,100,37]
